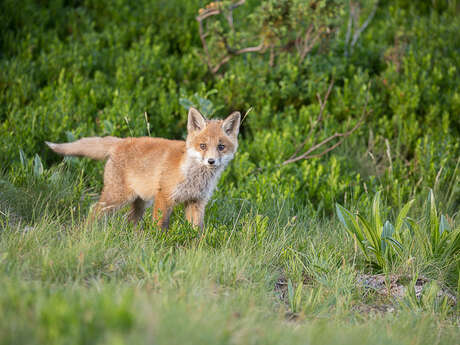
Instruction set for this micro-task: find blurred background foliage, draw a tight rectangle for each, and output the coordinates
[0,0,459,216]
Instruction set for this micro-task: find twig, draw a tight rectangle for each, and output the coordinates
[282,85,370,165]
[297,24,322,63]
[345,1,354,50]
[345,0,378,57]
[351,1,378,48]
[287,79,334,161]
[241,107,253,124]
[196,0,246,22]
[385,138,393,174]
[197,1,257,74]
[209,43,266,74]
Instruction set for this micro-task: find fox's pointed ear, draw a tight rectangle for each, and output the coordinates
[222,111,241,136]
[187,107,207,132]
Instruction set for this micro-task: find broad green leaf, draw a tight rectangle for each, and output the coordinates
[103,120,114,134]
[439,215,450,236]
[19,149,27,169]
[395,199,415,233]
[336,204,364,242]
[381,220,395,252]
[357,214,381,254]
[33,154,44,176]
[336,203,347,227]
[179,97,194,110]
[336,204,370,261]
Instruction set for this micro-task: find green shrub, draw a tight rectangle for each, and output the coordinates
[337,190,459,273]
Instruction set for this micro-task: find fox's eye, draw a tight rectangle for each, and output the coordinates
[217,144,225,151]
[200,143,207,150]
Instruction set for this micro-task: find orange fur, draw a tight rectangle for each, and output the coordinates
[46,108,241,230]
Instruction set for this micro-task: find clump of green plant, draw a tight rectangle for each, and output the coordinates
[1,150,89,223]
[287,278,303,314]
[401,278,453,318]
[408,190,460,262]
[336,191,411,270]
[337,190,459,273]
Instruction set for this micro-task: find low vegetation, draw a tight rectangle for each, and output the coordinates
[0,0,459,344]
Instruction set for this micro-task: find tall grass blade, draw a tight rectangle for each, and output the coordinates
[372,191,383,238]
[395,199,414,233]
[428,189,439,247]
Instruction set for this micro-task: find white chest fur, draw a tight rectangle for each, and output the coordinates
[171,162,223,203]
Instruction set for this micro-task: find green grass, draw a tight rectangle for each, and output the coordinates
[0,169,458,345]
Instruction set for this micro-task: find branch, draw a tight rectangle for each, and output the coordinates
[345,0,378,57]
[196,0,246,22]
[197,0,267,74]
[287,79,334,161]
[344,0,355,57]
[297,24,322,63]
[209,43,266,74]
[281,85,371,165]
[351,0,378,48]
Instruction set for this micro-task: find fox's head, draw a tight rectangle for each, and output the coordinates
[186,107,241,168]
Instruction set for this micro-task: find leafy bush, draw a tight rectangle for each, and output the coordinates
[1,0,459,216]
[337,190,459,273]
[196,0,346,73]
[408,190,460,261]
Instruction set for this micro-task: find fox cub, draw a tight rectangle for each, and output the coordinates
[46,108,241,230]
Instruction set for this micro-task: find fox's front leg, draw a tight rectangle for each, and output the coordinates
[185,200,206,231]
[152,194,172,230]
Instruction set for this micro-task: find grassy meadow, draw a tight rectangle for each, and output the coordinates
[0,0,459,344]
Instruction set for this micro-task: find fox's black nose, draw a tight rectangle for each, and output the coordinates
[208,158,215,165]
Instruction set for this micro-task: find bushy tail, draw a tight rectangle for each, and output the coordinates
[45,136,122,160]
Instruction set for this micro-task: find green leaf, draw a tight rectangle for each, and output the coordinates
[65,131,76,142]
[103,120,114,134]
[336,203,347,228]
[381,220,395,252]
[439,215,451,236]
[428,189,439,245]
[19,149,27,169]
[179,97,195,111]
[356,214,381,255]
[395,199,415,233]
[33,154,44,176]
[336,204,365,243]
[386,237,403,253]
[287,279,294,310]
[372,191,383,238]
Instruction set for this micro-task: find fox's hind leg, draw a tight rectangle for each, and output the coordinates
[88,188,133,223]
[127,197,147,226]
[87,159,134,224]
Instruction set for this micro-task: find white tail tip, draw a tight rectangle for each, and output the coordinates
[45,141,57,149]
